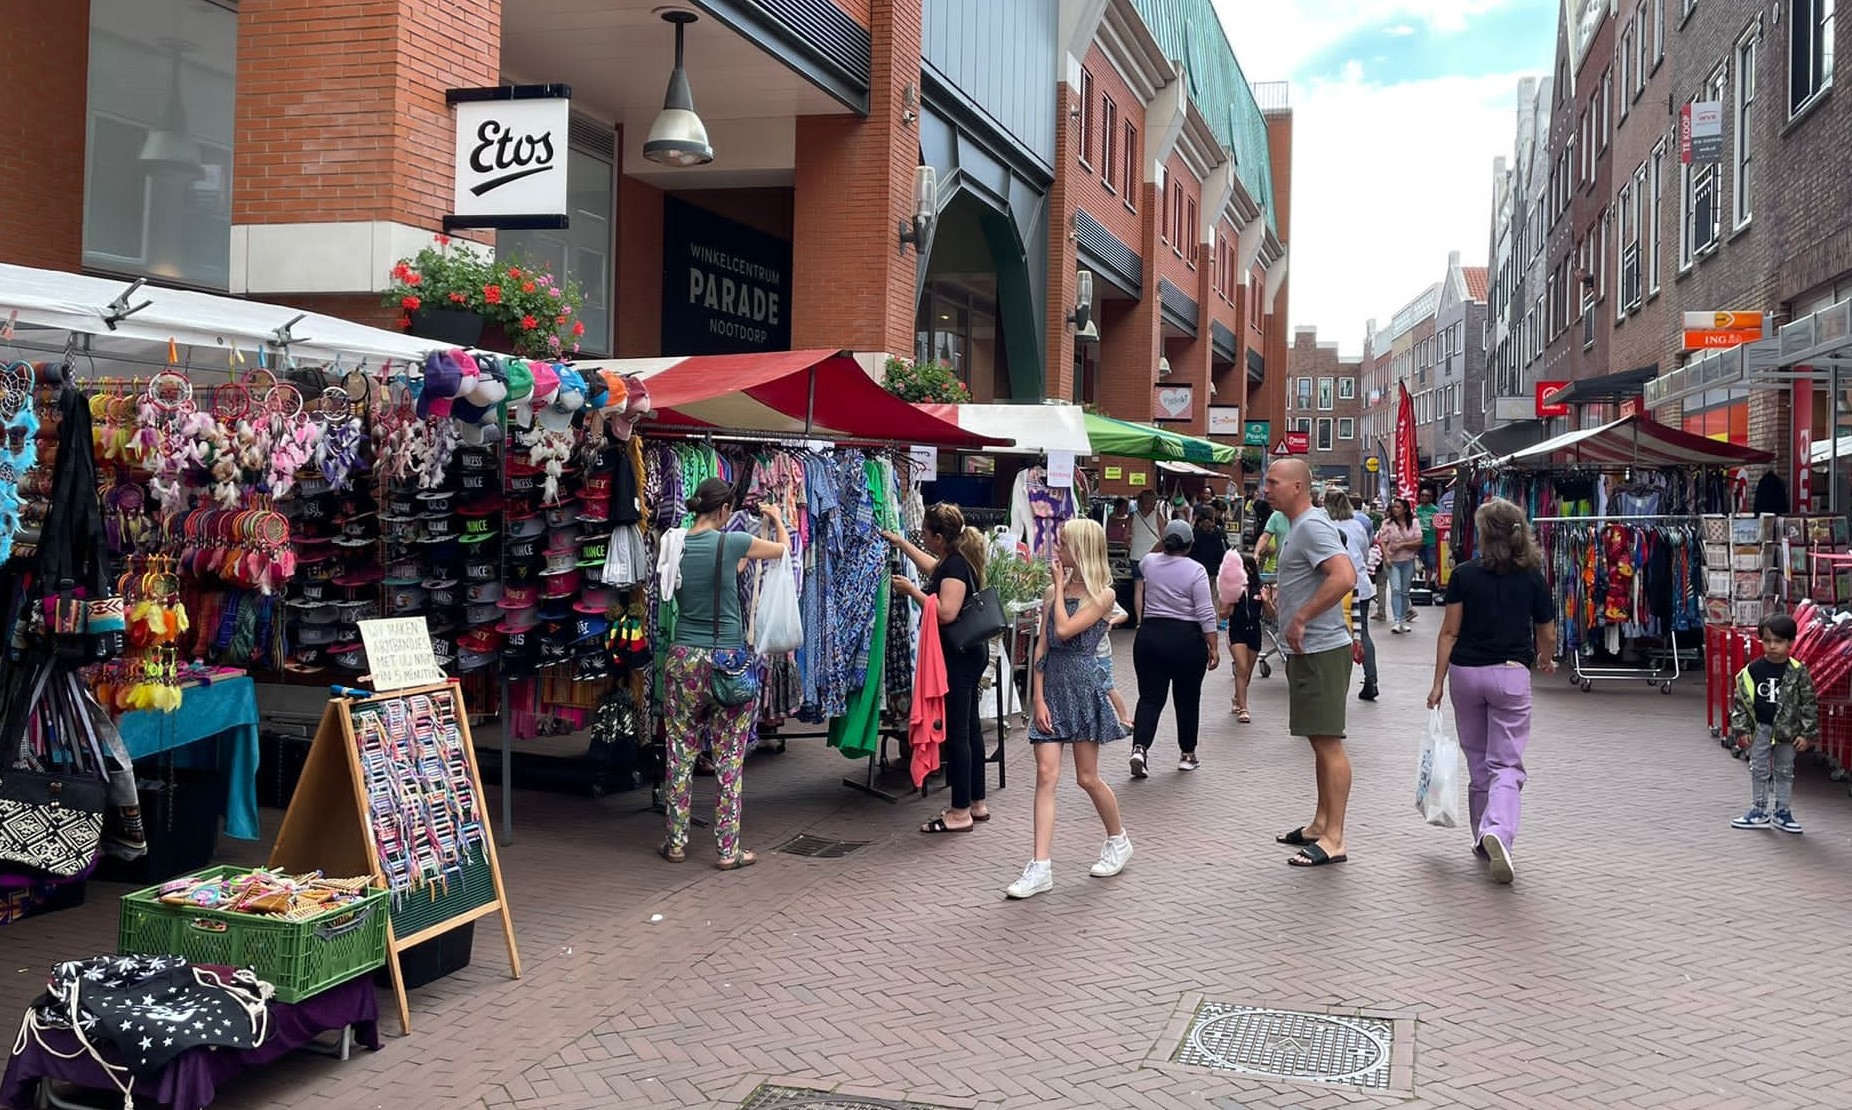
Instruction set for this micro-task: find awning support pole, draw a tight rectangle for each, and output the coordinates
[804,363,817,438]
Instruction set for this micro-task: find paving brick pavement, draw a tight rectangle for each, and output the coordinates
[7,614,1852,1109]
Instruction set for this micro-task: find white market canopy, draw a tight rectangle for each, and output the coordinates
[915,403,1092,456]
[0,262,440,368]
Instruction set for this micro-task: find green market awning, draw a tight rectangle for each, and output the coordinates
[1082,412,1237,465]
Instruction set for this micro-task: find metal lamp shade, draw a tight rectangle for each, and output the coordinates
[643,17,712,168]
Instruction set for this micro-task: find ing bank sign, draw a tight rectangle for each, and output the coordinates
[661,196,794,356]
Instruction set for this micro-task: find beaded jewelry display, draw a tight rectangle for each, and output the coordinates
[349,688,485,899]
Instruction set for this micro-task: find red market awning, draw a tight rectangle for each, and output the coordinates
[573,350,1009,449]
[1487,415,1773,469]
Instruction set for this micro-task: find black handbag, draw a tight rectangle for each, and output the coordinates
[0,664,105,878]
[944,584,1007,653]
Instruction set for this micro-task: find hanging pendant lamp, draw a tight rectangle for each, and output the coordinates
[643,10,714,168]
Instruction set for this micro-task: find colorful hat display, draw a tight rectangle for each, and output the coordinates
[415,351,464,420]
[498,583,539,610]
[540,568,581,597]
[574,586,618,614]
[459,517,499,545]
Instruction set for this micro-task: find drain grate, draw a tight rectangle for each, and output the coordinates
[1174,1003,1395,1090]
[774,834,870,859]
[738,1084,945,1110]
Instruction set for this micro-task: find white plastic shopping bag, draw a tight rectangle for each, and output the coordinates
[753,553,803,655]
[1414,707,1464,828]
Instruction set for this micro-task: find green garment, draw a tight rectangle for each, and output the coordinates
[1415,503,1439,543]
[829,460,892,760]
[1261,510,1290,573]
[672,531,754,649]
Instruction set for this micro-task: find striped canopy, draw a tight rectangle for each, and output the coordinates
[572,350,1008,449]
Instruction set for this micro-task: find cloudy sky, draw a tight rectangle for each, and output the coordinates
[1216,0,1559,355]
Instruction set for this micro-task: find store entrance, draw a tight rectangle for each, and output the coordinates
[914,190,1040,401]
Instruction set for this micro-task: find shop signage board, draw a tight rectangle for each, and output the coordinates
[271,682,521,1035]
[1365,456,1380,473]
[1272,432,1310,456]
[1682,310,1763,350]
[357,618,444,692]
[1206,406,1242,436]
[1243,420,1271,446]
[1104,466,1123,479]
[1153,384,1193,422]
[1795,378,1815,512]
[1535,380,1572,417]
[1680,101,1724,165]
[661,196,794,355]
[444,85,572,230]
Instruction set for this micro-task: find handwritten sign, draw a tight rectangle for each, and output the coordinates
[358,617,445,692]
[1045,450,1075,488]
[1128,471,1148,487]
[908,445,938,476]
[1104,466,1123,480]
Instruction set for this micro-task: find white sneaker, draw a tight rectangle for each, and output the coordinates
[1481,833,1514,885]
[1129,746,1149,779]
[1005,859,1054,899]
[1178,753,1200,771]
[1090,834,1133,877]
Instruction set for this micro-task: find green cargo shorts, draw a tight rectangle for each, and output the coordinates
[1285,645,1352,739]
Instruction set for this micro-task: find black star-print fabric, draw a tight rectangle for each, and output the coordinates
[32,956,270,1078]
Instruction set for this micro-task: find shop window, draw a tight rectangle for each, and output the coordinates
[1101,97,1118,191]
[84,0,237,289]
[1185,197,1197,266]
[1339,377,1356,400]
[499,140,615,356]
[1295,376,1312,409]
[1649,141,1665,292]
[1316,418,1334,452]
[1789,0,1834,115]
[1078,68,1094,168]
[1680,74,1726,268]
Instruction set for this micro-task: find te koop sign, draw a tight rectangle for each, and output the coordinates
[444,85,572,230]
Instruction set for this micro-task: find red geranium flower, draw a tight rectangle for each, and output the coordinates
[448,292,467,304]
[405,272,421,286]
[400,295,421,311]
[571,320,585,337]
[483,285,502,305]
[435,234,450,246]
[391,263,410,281]
[507,267,522,279]
[521,315,538,330]
[521,282,536,294]
[397,315,411,329]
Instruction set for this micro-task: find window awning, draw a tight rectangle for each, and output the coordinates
[572,350,1008,450]
[1491,414,1772,468]
[1157,460,1227,478]
[1083,412,1238,464]
[1546,365,1657,407]
[914,403,1092,455]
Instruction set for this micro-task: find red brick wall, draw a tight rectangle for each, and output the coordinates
[233,0,500,240]
[1253,109,1293,446]
[616,174,664,358]
[0,1,88,271]
[1045,80,1079,401]
[1075,45,1145,255]
[831,0,871,25]
[1155,153,1201,293]
[789,0,922,356]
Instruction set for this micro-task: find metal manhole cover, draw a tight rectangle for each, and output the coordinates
[1174,1003,1394,1089]
[738,1084,945,1110]
[774,834,869,858]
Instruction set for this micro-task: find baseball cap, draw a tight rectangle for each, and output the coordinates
[1163,520,1193,545]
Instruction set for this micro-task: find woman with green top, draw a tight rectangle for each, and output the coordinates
[661,477,790,869]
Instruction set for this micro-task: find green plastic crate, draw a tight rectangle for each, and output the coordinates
[117,866,388,1003]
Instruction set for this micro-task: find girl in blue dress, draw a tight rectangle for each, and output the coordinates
[1008,518,1132,899]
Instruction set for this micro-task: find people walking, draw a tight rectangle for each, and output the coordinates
[1219,550,1263,723]
[1378,498,1422,632]
[1130,520,1221,776]
[1325,490,1379,702]
[1010,519,1132,899]
[1189,504,1229,618]
[1264,459,1359,869]
[1129,489,1166,558]
[1424,497,1557,885]
[1729,613,1820,836]
[884,503,992,835]
[662,477,790,869]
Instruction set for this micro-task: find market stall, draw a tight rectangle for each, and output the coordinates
[1445,415,1771,693]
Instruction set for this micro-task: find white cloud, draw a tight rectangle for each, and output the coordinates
[1215,0,1522,82]
[1277,66,1526,355]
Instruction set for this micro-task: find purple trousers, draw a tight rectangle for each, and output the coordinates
[1448,662,1532,847]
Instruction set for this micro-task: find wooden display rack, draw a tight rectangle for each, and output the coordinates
[270,680,520,1034]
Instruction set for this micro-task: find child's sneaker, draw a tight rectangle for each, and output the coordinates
[1731,808,1771,829]
[1773,810,1804,835]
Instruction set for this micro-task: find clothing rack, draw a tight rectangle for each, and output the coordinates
[1534,514,1702,693]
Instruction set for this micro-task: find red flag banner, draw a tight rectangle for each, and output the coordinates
[1394,383,1419,502]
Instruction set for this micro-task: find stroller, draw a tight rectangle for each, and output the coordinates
[1253,573,1287,679]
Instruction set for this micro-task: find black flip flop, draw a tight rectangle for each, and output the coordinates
[1288,844,1347,867]
[1275,826,1313,846]
[921,816,975,834]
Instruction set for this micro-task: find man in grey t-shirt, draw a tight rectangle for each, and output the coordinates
[1263,458,1359,869]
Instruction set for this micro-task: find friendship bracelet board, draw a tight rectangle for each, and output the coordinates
[270,680,520,1035]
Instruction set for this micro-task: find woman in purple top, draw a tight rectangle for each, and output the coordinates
[1129,520,1222,777]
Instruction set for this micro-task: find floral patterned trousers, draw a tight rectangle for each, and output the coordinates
[663,645,757,858]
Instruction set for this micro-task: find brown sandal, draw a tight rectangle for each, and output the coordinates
[715,849,758,871]
[658,842,686,863]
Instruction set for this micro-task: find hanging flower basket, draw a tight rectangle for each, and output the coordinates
[384,235,585,359]
[405,307,486,348]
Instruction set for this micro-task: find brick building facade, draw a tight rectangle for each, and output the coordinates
[1284,327,1364,490]
[2,0,1288,499]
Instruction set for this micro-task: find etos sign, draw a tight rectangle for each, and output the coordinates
[445,85,572,230]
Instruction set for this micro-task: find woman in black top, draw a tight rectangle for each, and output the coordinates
[884,503,992,833]
[1425,497,1558,886]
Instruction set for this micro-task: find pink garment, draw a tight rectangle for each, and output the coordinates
[909,602,949,788]
[1217,550,1248,602]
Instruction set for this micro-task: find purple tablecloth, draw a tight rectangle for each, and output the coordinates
[1,970,379,1110]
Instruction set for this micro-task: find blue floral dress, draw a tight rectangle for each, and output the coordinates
[1029,597,1130,745]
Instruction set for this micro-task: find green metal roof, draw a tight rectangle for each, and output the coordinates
[1129,0,1278,233]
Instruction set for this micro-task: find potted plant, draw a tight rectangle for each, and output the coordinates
[882,356,971,403]
[1238,446,1264,473]
[385,237,587,358]
[384,235,494,347]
